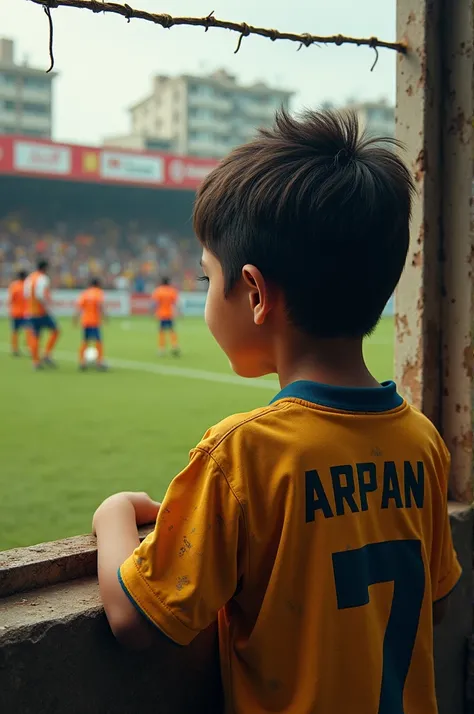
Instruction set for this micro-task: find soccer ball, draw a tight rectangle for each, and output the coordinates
[84,346,99,364]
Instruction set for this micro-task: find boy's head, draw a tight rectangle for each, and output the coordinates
[161,277,170,286]
[17,270,28,281]
[194,109,414,378]
[90,277,101,288]
[37,259,49,274]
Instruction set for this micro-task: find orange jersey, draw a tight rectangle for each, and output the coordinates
[24,271,50,318]
[120,381,461,714]
[77,287,104,327]
[152,285,178,320]
[8,280,27,319]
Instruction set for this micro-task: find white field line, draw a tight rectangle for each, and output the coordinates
[0,344,280,391]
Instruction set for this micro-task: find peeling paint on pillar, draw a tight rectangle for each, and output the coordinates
[395,0,473,503]
[395,1,442,426]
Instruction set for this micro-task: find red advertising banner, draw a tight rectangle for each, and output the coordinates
[0,135,218,190]
[130,293,152,316]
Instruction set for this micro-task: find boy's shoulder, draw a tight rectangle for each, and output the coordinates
[192,393,449,463]
[194,399,293,457]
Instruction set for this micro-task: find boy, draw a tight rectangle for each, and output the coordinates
[24,259,60,370]
[75,277,107,371]
[93,110,461,713]
[151,277,180,356]
[8,269,28,356]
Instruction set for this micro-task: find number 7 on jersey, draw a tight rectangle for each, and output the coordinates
[332,540,425,714]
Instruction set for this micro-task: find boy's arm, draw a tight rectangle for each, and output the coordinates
[93,492,165,649]
[99,449,243,650]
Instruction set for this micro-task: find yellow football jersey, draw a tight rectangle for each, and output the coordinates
[120,380,461,714]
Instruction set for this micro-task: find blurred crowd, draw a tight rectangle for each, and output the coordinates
[0,213,203,292]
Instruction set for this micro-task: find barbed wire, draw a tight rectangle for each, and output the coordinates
[29,0,407,73]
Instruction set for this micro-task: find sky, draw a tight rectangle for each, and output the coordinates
[2,0,396,146]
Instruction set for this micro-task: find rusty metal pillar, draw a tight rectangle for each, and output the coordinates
[440,0,473,503]
[395,0,443,424]
[396,0,473,503]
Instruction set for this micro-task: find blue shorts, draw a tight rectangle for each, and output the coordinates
[84,327,101,342]
[29,315,58,335]
[11,317,27,332]
[159,319,174,331]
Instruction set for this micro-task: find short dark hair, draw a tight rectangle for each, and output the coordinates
[194,109,414,338]
[17,270,28,281]
[161,276,170,286]
[90,277,101,288]
[37,259,49,272]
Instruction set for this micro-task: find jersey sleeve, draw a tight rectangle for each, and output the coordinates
[430,443,462,601]
[77,294,85,309]
[119,448,245,645]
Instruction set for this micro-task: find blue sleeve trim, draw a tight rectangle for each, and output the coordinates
[117,567,182,647]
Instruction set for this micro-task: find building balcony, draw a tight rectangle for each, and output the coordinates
[233,125,259,142]
[0,84,17,100]
[20,87,51,104]
[188,116,225,131]
[188,94,232,113]
[0,109,17,127]
[19,113,51,131]
[239,103,280,121]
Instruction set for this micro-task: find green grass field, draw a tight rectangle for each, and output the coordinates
[0,315,394,550]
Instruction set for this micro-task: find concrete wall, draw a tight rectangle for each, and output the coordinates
[435,504,474,714]
[0,508,472,713]
[0,592,221,714]
[0,529,222,714]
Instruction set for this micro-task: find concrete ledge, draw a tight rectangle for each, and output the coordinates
[0,505,471,713]
[0,526,153,598]
[0,527,221,713]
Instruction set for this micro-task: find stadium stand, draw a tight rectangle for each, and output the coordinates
[0,136,218,292]
[0,212,201,292]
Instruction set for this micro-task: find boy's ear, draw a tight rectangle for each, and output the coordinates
[241,264,272,325]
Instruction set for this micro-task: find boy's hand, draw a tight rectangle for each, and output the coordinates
[121,491,161,524]
[93,491,161,534]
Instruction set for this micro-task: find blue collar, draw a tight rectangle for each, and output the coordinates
[270,380,403,413]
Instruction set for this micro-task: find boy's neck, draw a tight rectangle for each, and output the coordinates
[276,335,380,390]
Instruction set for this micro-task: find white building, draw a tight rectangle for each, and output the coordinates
[105,69,293,159]
[0,38,56,139]
[323,98,395,140]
